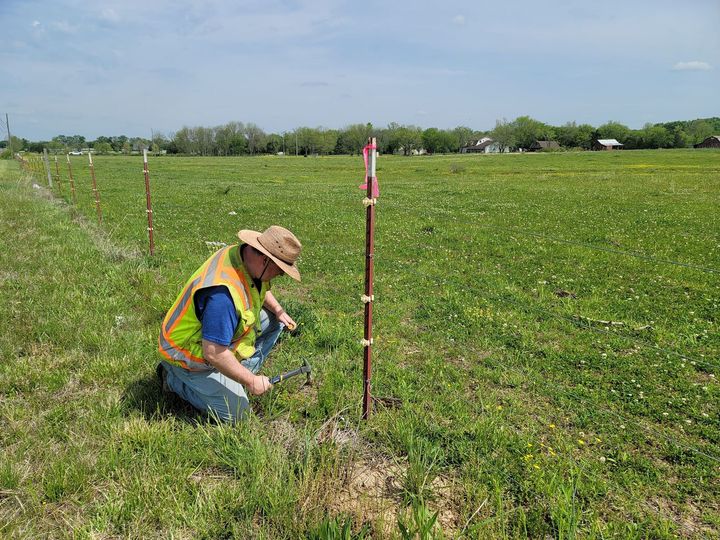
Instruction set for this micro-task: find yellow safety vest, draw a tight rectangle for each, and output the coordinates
[158,244,268,371]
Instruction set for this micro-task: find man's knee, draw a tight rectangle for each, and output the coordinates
[261,308,283,332]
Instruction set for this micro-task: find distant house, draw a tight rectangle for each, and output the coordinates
[460,137,509,154]
[694,135,720,149]
[528,140,560,152]
[592,138,623,151]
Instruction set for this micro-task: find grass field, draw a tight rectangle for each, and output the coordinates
[1,149,719,538]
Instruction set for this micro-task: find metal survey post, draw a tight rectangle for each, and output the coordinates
[54,155,63,195]
[88,153,102,224]
[142,149,155,256]
[43,148,53,187]
[66,154,77,205]
[362,137,378,419]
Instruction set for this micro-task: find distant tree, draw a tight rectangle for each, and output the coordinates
[130,137,150,152]
[377,122,402,155]
[597,121,630,144]
[687,119,713,145]
[293,127,313,155]
[244,123,266,155]
[512,116,555,149]
[164,135,180,154]
[47,139,65,154]
[422,128,443,153]
[670,126,692,148]
[555,122,580,148]
[317,128,339,155]
[491,118,516,152]
[7,136,26,152]
[194,126,215,156]
[639,124,672,149]
[451,126,475,152]
[27,140,48,153]
[422,128,456,153]
[112,135,129,152]
[337,123,374,155]
[94,142,113,154]
[575,124,595,149]
[265,133,284,154]
[395,125,423,155]
[93,136,112,149]
[173,127,192,154]
[151,131,169,153]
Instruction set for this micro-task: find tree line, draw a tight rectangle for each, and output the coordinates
[490,116,720,152]
[3,117,718,158]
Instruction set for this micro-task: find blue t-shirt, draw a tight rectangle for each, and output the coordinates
[194,286,238,346]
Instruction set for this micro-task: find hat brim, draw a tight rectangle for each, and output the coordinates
[238,229,301,282]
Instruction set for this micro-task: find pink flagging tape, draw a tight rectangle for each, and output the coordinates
[359,143,380,198]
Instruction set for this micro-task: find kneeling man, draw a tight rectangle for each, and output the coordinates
[158,225,301,422]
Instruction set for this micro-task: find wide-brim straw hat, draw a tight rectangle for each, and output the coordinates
[238,225,302,281]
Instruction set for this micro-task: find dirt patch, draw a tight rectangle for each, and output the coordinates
[328,455,460,536]
[646,497,718,538]
[315,414,361,448]
[267,418,305,455]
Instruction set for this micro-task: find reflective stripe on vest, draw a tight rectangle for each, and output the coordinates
[158,245,265,370]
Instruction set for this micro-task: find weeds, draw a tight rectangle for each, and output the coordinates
[397,499,442,540]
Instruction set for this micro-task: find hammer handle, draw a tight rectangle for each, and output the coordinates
[269,365,310,385]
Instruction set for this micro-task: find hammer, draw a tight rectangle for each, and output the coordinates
[269,358,312,386]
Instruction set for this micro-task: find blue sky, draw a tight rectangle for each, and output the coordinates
[1,0,718,140]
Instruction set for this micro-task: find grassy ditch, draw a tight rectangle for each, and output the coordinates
[1,150,719,538]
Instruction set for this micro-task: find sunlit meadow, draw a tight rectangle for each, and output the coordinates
[1,149,718,538]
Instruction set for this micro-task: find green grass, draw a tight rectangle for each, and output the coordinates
[1,149,719,538]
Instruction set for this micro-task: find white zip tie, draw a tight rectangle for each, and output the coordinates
[361,338,374,347]
[362,197,377,207]
[361,294,374,303]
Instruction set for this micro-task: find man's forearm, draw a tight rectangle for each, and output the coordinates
[202,339,256,386]
[263,291,284,316]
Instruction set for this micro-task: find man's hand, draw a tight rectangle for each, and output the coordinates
[277,311,297,331]
[264,292,298,331]
[203,340,273,395]
[248,375,273,396]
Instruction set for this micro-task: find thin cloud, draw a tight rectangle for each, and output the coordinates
[452,15,466,25]
[672,61,711,71]
[100,8,120,22]
[51,21,77,33]
[300,81,330,87]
